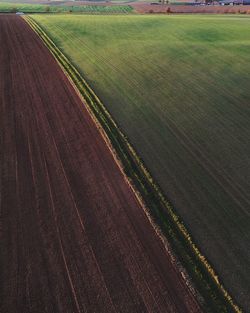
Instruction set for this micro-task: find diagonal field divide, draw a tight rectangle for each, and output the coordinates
[0,14,204,313]
[22,15,243,313]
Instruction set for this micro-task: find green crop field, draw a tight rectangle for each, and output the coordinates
[0,2,133,13]
[32,14,250,311]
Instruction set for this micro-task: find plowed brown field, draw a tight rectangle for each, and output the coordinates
[0,15,202,313]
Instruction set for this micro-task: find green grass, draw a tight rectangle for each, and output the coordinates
[0,2,133,13]
[32,14,250,311]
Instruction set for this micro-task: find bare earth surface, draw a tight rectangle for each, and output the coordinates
[0,15,202,313]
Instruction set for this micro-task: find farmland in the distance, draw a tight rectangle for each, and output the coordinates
[0,2,133,13]
[32,14,250,311]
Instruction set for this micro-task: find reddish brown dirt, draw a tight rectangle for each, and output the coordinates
[0,15,202,313]
[131,2,250,13]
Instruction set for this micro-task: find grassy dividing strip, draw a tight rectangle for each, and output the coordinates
[24,15,242,313]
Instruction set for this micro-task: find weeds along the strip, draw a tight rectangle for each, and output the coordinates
[24,15,242,313]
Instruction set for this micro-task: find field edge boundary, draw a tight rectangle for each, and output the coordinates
[24,15,242,313]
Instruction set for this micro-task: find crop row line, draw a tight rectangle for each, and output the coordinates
[24,15,242,313]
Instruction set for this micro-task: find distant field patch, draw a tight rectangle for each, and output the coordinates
[0,2,133,13]
[32,14,250,311]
